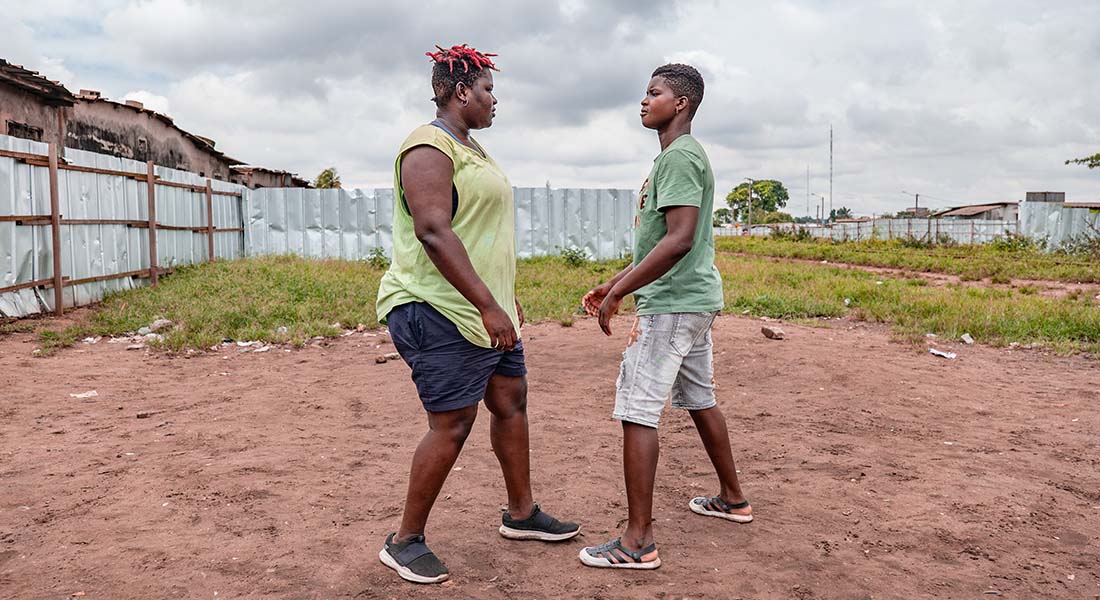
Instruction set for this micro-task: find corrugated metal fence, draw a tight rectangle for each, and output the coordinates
[6,126,1095,320]
[247,186,636,261]
[1019,201,1100,247]
[718,218,1018,244]
[1,134,247,318]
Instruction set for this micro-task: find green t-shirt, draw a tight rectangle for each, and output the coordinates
[375,124,520,348]
[632,134,724,315]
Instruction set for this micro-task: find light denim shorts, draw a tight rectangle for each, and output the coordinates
[613,311,719,428]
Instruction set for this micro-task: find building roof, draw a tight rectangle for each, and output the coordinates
[936,202,1017,217]
[230,165,310,187]
[0,59,76,106]
[76,93,243,165]
[1065,202,1100,209]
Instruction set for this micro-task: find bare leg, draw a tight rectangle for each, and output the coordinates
[689,405,750,512]
[395,405,478,541]
[483,373,534,519]
[620,420,660,551]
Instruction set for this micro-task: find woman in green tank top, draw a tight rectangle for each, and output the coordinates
[375,45,579,585]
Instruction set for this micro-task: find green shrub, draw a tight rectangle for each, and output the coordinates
[559,246,591,267]
[366,247,391,269]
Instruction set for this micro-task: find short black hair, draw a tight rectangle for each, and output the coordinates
[427,44,499,107]
[651,63,704,118]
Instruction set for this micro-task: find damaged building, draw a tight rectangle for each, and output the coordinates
[0,57,309,188]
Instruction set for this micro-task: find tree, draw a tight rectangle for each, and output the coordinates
[830,206,853,221]
[759,211,795,224]
[713,207,734,226]
[726,180,789,222]
[1066,153,1100,169]
[314,167,342,189]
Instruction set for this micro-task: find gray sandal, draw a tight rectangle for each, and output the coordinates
[578,537,661,570]
[689,495,753,523]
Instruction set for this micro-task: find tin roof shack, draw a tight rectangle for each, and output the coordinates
[230,165,310,189]
[897,206,932,218]
[67,91,241,179]
[935,202,1018,221]
[0,59,76,147]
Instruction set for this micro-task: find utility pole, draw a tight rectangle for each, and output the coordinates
[806,165,810,218]
[820,195,826,226]
[744,177,754,232]
[901,191,920,215]
[827,127,836,222]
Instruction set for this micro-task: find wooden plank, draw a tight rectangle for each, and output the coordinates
[155,223,205,232]
[0,276,66,295]
[154,179,206,193]
[153,179,240,197]
[58,163,149,180]
[19,156,149,181]
[65,268,152,288]
[0,215,52,222]
[17,218,149,227]
[48,143,64,316]
[205,179,215,262]
[2,149,241,196]
[0,148,48,162]
[147,161,158,286]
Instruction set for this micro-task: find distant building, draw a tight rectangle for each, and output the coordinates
[935,202,1018,221]
[1,56,306,188]
[1024,191,1065,203]
[0,59,75,148]
[229,165,310,189]
[897,206,932,218]
[69,90,242,180]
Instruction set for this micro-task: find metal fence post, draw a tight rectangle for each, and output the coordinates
[47,143,64,315]
[146,160,159,285]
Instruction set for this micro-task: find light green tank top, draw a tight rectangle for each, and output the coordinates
[376,124,519,348]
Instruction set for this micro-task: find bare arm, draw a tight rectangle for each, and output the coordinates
[401,146,517,350]
[596,205,699,335]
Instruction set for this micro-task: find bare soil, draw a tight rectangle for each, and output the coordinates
[2,315,1098,599]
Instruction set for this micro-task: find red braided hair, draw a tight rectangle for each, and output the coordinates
[426,44,499,73]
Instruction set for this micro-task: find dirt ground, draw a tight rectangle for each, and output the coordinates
[2,314,1099,599]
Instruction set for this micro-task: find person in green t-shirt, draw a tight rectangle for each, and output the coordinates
[579,64,753,570]
[375,45,579,585]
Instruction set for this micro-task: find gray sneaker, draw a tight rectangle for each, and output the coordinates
[499,503,581,541]
[378,533,449,584]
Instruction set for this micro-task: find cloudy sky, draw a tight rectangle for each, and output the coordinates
[3,0,1098,216]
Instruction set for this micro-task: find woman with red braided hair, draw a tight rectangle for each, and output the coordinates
[375,44,580,584]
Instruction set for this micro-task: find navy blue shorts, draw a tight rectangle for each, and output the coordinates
[387,302,526,413]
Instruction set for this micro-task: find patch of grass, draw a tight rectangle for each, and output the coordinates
[516,255,633,325]
[36,327,82,355]
[39,255,387,353]
[715,236,1100,283]
[715,255,1100,354]
[0,321,37,335]
[36,254,634,354]
[33,252,1100,356]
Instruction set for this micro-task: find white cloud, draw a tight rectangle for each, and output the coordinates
[122,90,171,114]
[2,0,1098,215]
